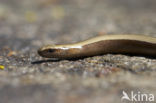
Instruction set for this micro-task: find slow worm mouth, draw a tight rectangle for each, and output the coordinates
[38,47,57,58]
[38,50,49,58]
[38,47,48,57]
[37,49,43,56]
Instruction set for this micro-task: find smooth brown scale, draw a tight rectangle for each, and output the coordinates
[78,40,156,58]
[38,36,156,59]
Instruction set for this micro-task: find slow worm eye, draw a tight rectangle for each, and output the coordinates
[47,49,55,53]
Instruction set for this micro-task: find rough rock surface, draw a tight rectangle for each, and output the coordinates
[0,0,156,103]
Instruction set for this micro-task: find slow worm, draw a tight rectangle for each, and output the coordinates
[38,34,156,59]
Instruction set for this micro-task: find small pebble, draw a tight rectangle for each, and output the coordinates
[0,65,4,70]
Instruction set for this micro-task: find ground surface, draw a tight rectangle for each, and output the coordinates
[0,0,156,103]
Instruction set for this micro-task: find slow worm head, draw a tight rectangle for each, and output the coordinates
[38,44,83,59]
[38,34,156,59]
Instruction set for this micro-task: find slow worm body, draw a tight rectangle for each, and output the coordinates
[38,34,156,59]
